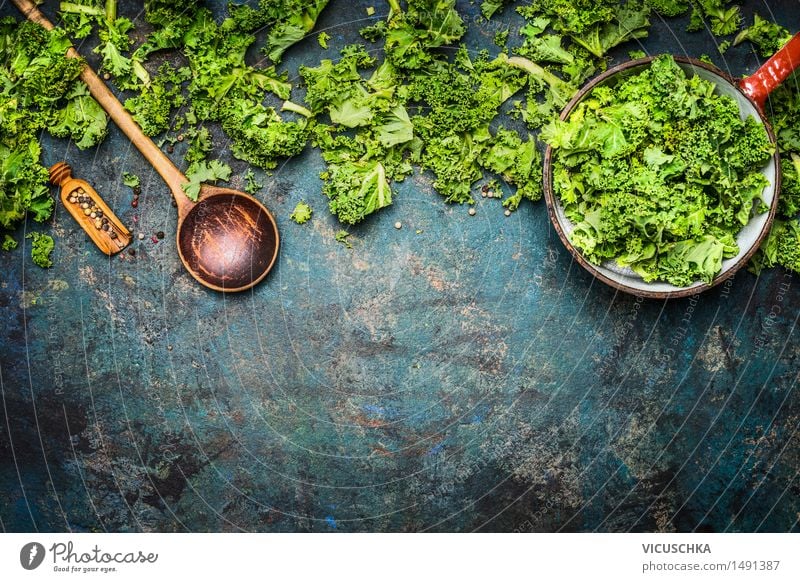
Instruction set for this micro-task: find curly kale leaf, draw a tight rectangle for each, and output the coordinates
[644,1,690,17]
[321,157,393,225]
[290,201,313,224]
[184,9,291,121]
[572,2,651,58]
[299,45,385,127]
[124,64,188,136]
[481,0,513,19]
[779,154,800,218]
[505,55,580,129]
[687,1,742,36]
[48,84,109,149]
[27,232,55,268]
[0,140,52,229]
[734,14,793,57]
[751,220,800,274]
[480,129,543,211]
[518,0,616,37]
[404,53,527,204]
[181,159,232,202]
[144,0,204,27]
[220,99,310,171]
[0,18,107,243]
[384,0,465,71]
[517,31,575,66]
[264,1,330,63]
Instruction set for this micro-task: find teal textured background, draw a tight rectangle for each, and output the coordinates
[1,0,799,532]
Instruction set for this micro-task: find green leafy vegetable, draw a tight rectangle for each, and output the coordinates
[265,1,330,63]
[406,52,527,203]
[384,0,466,71]
[518,0,650,58]
[360,20,387,42]
[482,0,513,19]
[506,55,579,129]
[687,1,742,37]
[751,68,800,274]
[124,64,188,136]
[335,230,352,248]
[734,14,792,57]
[322,156,393,225]
[644,1,689,17]
[28,232,55,268]
[122,172,140,188]
[0,17,107,247]
[47,84,108,149]
[290,201,313,224]
[301,46,415,224]
[572,2,651,59]
[3,234,18,251]
[181,159,232,201]
[59,1,140,83]
[751,220,800,273]
[244,169,263,195]
[480,129,543,210]
[220,99,310,170]
[184,126,213,164]
[494,29,509,48]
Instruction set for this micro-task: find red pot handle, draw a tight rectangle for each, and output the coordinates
[739,32,800,110]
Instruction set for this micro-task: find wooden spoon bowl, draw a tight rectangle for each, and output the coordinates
[177,187,279,292]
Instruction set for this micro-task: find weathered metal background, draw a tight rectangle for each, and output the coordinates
[1,0,799,532]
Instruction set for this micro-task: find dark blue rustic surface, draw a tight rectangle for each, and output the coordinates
[1,0,799,532]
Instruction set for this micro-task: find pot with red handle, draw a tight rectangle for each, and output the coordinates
[541,34,800,299]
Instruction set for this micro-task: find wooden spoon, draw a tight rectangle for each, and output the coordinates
[14,0,280,293]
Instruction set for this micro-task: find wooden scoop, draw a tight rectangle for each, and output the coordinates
[14,0,280,292]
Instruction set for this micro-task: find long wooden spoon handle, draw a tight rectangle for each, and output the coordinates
[11,0,191,210]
